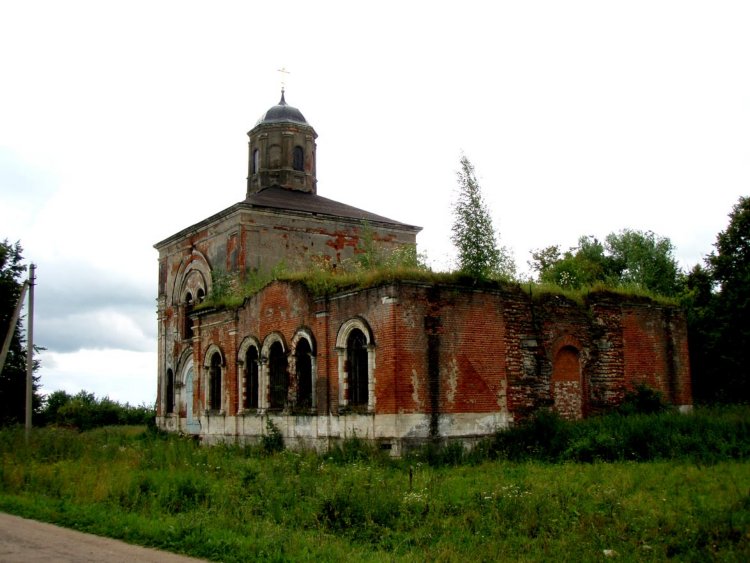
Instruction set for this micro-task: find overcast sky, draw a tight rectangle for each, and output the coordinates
[1,1,748,406]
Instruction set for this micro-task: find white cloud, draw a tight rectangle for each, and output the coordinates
[2,1,749,405]
[37,308,153,353]
[39,349,156,406]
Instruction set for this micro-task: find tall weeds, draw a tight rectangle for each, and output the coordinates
[473,405,750,464]
[0,408,748,561]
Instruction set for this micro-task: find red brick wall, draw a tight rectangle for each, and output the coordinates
[187,282,692,427]
[621,305,692,405]
[622,306,669,394]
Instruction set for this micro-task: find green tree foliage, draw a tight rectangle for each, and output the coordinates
[682,263,716,403]
[39,389,155,429]
[530,236,615,288]
[0,239,42,426]
[451,155,515,279]
[686,196,750,403]
[709,196,750,309]
[530,230,680,296]
[606,229,680,296]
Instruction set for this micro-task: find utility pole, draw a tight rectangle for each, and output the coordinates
[25,264,35,442]
[0,280,28,375]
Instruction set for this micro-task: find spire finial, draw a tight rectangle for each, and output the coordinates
[277,66,290,96]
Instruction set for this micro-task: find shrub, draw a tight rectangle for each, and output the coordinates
[617,384,671,415]
[488,409,572,462]
[261,418,284,454]
[328,435,389,465]
[479,405,750,464]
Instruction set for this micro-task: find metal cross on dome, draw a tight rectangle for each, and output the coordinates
[277,66,290,93]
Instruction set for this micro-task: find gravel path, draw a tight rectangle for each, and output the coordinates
[0,512,208,563]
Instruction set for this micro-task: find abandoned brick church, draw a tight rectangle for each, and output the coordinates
[155,92,692,453]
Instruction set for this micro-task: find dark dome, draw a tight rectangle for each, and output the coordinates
[255,91,308,126]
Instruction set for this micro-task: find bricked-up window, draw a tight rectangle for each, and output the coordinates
[209,352,222,411]
[293,146,304,171]
[347,329,368,406]
[269,145,282,168]
[269,341,288,409]
[245,346,259,409]
[552,345,584,420]
[166,368,175,414]
[553,347,580,382]
[184,292,194,339]
[296,339,312,408]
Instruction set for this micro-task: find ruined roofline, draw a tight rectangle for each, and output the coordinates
[190,277,527,317]
[192,275,682,317]
[310,280,680,308]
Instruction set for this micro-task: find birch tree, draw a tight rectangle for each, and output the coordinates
[451,155,515,279]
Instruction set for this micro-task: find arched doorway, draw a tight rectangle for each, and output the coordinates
[182,359,200,434]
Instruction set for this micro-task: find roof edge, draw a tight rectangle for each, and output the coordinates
[154,200,421,250]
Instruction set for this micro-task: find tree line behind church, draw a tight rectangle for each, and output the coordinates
[0,240,153,428]
[182,155,750,407]
[453,156,749,404]
[1,159,748,426]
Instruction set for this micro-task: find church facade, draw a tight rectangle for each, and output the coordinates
[154,93,692,453]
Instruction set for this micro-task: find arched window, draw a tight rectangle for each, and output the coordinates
[347,329,368,406]
[336,318,375,411]
[252,149,259,174]
[293,146,304,171]
[166,368,175,414]
[197,288,205,303]
[245,346,259,409]
[184,292,193,339]
[295,339,312,408]
[209,352,222,411]
[269,341,288,409]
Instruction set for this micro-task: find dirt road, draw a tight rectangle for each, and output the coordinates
[0,513,208,563]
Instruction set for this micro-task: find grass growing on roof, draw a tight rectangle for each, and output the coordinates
[195,235,681,313]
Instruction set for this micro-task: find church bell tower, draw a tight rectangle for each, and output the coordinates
[246,90,318,196]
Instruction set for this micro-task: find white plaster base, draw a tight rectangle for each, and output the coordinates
[157,410,513,455]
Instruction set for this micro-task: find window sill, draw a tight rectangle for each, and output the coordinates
[338,405,373,415]
[289,407,317,416]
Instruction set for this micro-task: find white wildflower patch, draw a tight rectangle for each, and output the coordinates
[499,484,532,499]
[403,488,428,505]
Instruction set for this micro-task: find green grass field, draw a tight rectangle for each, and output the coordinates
[1,410,748,561]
